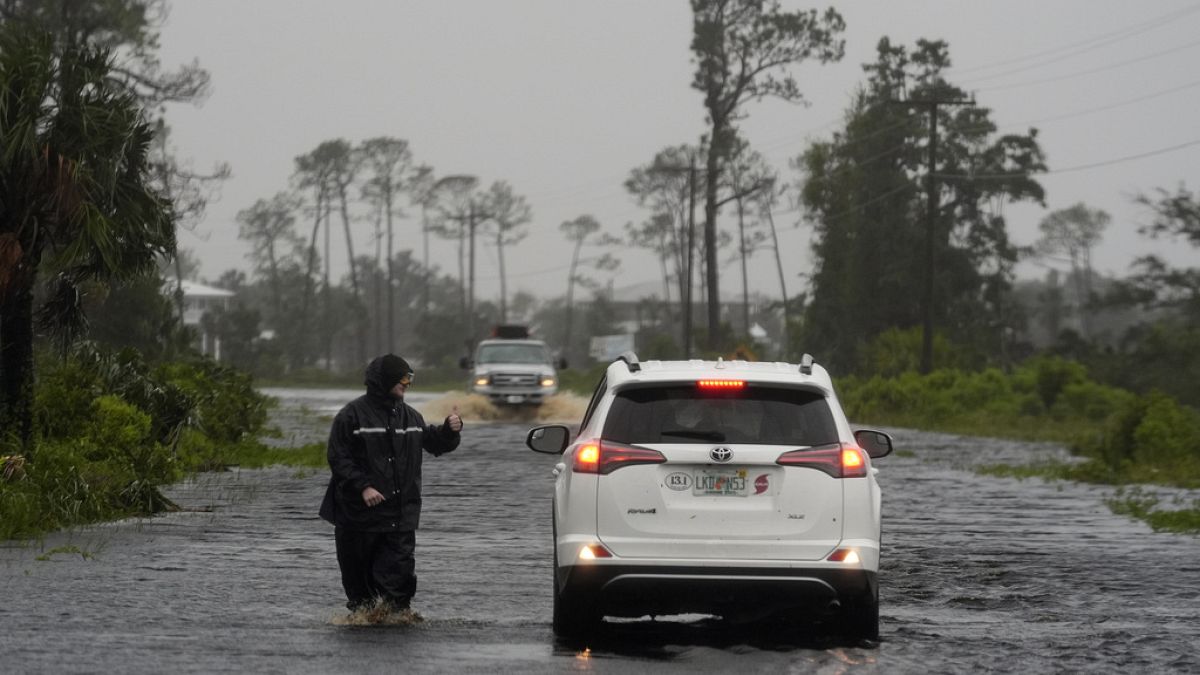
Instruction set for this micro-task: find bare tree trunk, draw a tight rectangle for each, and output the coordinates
[323,197,332,370]
[337,186,364,364]
[300,189,324,369]
[386,183,396,350]
[0,267,36,455]
[468,205,476,342]
[765,206,789,361]
[172,251,186,342]
[373,199,383,355]
[703,125,723,349]
[421,203,430,318]
[497,230,508,323]
[457,220,466,321]
[737,195,749,338]
[563,238,584,362]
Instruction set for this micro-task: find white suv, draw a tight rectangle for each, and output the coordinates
[526,352,893,641]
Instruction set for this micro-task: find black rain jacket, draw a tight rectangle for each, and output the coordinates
[319,357,461,531]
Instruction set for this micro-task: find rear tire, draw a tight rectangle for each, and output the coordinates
[842,590,879,642]
[551,540,595,639]
[552,582,595,639]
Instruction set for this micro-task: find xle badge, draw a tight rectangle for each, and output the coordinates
[754,474,769,494]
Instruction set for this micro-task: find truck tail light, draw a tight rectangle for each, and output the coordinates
[572,439,666,474]
[776,443,869,478]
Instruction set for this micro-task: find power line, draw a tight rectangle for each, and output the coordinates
[977,36,1200,93]
[994,77,1200,129]
[936,137,1200,181]
[958,4,1200,84]
[950,3,1200,78]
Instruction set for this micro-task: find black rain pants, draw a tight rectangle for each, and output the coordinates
[334,527,417,611]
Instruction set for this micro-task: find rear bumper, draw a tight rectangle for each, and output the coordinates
[558,563,876,618]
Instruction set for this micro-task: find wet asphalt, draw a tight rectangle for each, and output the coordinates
[2,389,1198,674]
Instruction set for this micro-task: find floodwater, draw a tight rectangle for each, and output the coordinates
[2,388,1198,674]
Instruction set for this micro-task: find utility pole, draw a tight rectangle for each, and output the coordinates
[685,158,697,359]
[891,95,973,374]
[468,200,477,344]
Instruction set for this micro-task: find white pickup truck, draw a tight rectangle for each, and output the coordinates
[460,327,567,407]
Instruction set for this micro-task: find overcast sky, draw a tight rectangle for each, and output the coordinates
[158,0,1200,302]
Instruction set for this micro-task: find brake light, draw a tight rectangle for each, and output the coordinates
[776,443,869,478]
[573,443,600,472]
[697,379,745,389]
[572,439,666,474]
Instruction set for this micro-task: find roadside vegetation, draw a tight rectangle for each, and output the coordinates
[0,346,325,540]
[835,353,1200,534]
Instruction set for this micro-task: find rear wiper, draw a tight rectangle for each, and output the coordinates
[661,429,726,441]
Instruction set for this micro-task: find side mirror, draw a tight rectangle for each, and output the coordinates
[854,429,894,459]
[527,424,571,455]
[458,356,473,370]
[557,357,568,370]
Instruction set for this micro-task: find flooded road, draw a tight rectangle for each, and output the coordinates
[3,389,1198,673]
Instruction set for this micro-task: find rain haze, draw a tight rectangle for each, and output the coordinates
[158,0,1200,300]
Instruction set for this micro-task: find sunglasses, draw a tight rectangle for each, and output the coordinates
[398,373,415,386]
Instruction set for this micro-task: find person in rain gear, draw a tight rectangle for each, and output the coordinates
[319,354,463,613]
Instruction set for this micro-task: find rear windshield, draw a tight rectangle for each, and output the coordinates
[603,385,838,446]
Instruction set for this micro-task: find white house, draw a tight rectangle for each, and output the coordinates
[175,280,234,359]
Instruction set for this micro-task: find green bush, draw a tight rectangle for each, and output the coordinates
[1029,356,1088,410]
[1052,381,1134,422]
[4,345,281,540]
[155,360,272,445]
[0,397,180,540]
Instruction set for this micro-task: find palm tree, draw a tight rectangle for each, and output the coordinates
[0,28,173,453]
[481,181,532,323]
[359,137,413,350]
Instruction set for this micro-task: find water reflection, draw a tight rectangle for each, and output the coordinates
[552,615,877,663]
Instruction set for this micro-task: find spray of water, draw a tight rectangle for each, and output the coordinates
[330,601,425,626]
[416,391,587,425]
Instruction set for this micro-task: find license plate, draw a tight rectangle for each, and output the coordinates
[505,395,525,404]
[693,468,748,496]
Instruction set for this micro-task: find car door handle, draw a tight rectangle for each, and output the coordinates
[553,462,565,477]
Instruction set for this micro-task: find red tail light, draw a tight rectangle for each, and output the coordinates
[776,443,869,478]
[572,439,666,474]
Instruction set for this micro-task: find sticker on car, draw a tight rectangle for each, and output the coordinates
[664,472,692,491]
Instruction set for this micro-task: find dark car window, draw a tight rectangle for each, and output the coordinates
[603,385,838,446]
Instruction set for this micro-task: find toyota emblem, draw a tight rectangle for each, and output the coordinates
[710,446,733,463]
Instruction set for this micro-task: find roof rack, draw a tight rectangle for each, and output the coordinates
[799,353,815,375]
[615,350,641,373]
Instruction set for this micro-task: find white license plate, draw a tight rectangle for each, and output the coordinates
[693,468,749,496]
[505,395,525,404]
